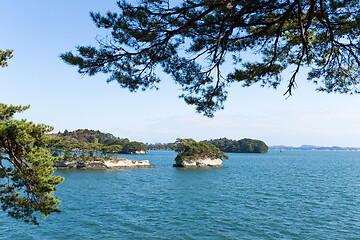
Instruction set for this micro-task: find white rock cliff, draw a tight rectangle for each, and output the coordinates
[173,158,223,167]
[54,158,155,169]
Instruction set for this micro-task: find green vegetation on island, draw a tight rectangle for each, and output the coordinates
[148,138,268,153]
[0,103,63,225]
[53,142,126,160]
[203,138,268,153]
[52,129,147,156]
[172,138,228,161]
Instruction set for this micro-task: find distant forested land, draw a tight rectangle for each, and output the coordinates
[270,145,360,151]
[147,142,174,150]
[203,138,268,153]
[147,138,268,153]
[51,129,147,154]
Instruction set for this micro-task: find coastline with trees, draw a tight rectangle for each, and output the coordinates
[204,138,268,153]
[147,138,268,153]
[45,129,269,171]
[51,129,148,157]
[2,0,360,235]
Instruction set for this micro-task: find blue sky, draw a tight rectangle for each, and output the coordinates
[1,0,360,147]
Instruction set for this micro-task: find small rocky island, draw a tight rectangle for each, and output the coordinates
[54,157,155,169]
[49,129,154,169]
[172,138,228,167]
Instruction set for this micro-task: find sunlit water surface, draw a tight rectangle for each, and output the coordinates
[1,150,360,239]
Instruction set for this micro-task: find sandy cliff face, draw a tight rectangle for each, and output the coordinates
[104,159,151,168]
[173,158,223,168]
[54,158,155,169]
[133,150,147,154]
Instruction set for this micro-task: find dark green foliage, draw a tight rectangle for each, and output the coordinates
[63,129,69,136]
[63,150,73,160]
[62,0,360,117]
[172,138,228,161]
[0,103,64,225]
[147,142,174,150]
[57,129,113,144]
[204,138,268,153]
[120,141,147,154]
[0,49,13,67]
[101,145,123,158]
[53,129,147,155]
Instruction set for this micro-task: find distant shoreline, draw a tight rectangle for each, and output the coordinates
[270,145,360,151]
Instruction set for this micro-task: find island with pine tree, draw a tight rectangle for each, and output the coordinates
[50,129,153,169]
[172,138,229,167]
[49,129,268,169]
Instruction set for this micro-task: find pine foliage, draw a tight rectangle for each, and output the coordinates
[172,138,228,161]
[62,0,360,116]
[0,103,63,225]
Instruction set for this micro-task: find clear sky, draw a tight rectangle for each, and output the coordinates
[1,0,360,147]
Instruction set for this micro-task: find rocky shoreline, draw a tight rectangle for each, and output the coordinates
[173,158,223,168]
[54,157,156,169]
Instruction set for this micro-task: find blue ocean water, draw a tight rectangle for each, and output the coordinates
[1,150,360,239]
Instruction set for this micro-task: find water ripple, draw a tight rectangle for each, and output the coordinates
[1,150,360,239]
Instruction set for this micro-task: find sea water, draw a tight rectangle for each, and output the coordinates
[1,150,359,239]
